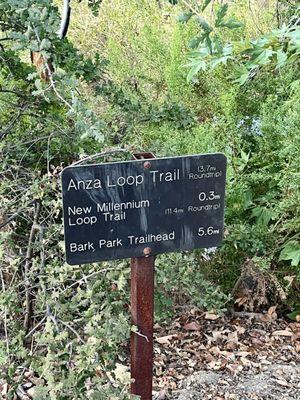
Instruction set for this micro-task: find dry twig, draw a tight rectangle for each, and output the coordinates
[23,200,42,334]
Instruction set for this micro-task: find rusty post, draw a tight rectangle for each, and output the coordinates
[130,255,155,399]
[130,151,156,399]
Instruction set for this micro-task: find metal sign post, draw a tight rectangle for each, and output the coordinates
[130,255,155,399]
[130,152,156,400]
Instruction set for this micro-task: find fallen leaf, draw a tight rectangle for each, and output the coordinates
[267,305,277,315]
[226,341,238,350]
[211,330,225,341]
[235,325,246,335]
[289,322,300,332]
[251,338,265,346]
[219,379,230,386]
[157,389,167,399]
[272,330,293,337]
[209,346,221,356]
[183,321,201,331]
[27,387,35,398]
[240,357,251,366]
[276,379,290,387]
[259,306,277,322]
[204,352,215,363]
[156,334,177,345]
[236,351,250,357]
[227,331,239,343]
[207,360,221,370]
[204,312,219,320]
[1,383,8,396]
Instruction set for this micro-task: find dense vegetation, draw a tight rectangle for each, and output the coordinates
[0,0,299,398]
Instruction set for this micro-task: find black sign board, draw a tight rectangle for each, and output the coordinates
[61,153,226,265]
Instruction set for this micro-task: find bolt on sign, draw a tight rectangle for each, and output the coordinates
[62,153,226,265]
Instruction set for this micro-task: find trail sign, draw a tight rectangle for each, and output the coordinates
[61,153,226,265]
[62,152,227,400]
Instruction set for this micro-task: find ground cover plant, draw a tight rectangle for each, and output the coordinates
[0,0,299,398]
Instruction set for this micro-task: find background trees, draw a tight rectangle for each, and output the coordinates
[0,0,299,398]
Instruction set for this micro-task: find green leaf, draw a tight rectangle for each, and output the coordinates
[187,46,210,59]
[40,38,51,50]
[255,49,273,65]
[223,43,233,56]
[242,190,253,209]
[27,72,37,81]
[187,61,206,83]
[234,70,251,85]
[287,310,300,321]
[287,304,300,321]
[220,18,244,29]
[196,17,212,33]
[279,242,300,266]
[241,150,250,163]
[188,36,201,49]
[117,272,126,291]
[288,27,300,44]
[209,55,231,69]
[251,206,273,225]
[213,37,223,54]
[276,48,288,69]
[201,0,212,12]
[205,35,213,53]
[176,12,194,23]
[215,4,228,27]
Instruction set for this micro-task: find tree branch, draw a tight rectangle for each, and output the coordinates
[0,105,26,140]
[70,147,133,166]
[0,88,24,96]
[23,200,42,335]
[0,200,36,230]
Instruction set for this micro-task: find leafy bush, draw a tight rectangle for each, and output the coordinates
[156,253,231,317]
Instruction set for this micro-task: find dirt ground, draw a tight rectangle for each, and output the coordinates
[172,364,300,399]
[153,307,300,400]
